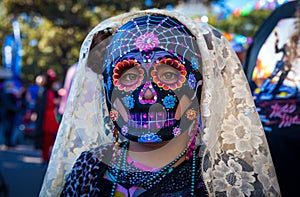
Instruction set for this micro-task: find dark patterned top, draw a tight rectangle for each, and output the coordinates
[60,144,208,197]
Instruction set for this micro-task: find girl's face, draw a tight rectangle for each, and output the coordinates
[103,15,202,143]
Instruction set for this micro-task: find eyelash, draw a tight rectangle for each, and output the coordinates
[113,59,144,91]
[151,58,187,90]
[161,72,178,79]
[122,72,138,81]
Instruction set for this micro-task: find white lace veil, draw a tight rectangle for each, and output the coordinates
[40,9,281,196]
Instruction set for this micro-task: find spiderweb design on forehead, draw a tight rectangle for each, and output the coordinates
[104,15,201,67]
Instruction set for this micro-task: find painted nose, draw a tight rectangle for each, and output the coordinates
[139,81,157,104]
[143,88,154,100]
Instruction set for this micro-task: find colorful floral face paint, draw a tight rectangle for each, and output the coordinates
[135,32,159,52]
[103,15,203,142]
[112,59,144,92]
[151,58,187,90]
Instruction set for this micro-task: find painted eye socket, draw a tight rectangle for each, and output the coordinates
[151,58,187,90]
[113,59,144,92]
[119,67,140,86]
[157,65,179,84]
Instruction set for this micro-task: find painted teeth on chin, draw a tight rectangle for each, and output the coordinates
[127,112,176,130]
[128,112,175,121]
[128,112,175,120]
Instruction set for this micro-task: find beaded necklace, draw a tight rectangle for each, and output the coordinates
[109,141,197,196]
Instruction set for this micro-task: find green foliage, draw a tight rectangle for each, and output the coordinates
[209,9,273,37]
[0,0,179,84]
[0,0,272,84]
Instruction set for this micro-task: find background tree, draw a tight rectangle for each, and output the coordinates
[0,0,272,84]
[209,9,273,37]
[1,0,180,83]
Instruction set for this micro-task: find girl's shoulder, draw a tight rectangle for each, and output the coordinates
[78,143,114,163]
[87,143,114,159]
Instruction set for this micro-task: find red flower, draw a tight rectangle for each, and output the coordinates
[186,109,197,120]
[110,110,119,121]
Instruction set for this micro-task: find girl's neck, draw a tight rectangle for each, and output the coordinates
[127,132,189,169]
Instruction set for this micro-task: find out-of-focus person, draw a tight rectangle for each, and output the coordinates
[20,75,45,139]
[2,80,20,147]
[34,69,60,163]
[26,75,44,110]
[58,62,77,117]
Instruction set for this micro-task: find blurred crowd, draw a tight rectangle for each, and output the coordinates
[0,66,76,164]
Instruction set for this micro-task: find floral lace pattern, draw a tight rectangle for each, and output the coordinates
[40,9,281,197]
[214,159,255,196]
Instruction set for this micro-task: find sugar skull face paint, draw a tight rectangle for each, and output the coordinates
[103,15,203,142]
